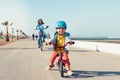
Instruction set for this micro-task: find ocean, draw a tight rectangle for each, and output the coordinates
[70,37,120,40]
[70,37,120,44]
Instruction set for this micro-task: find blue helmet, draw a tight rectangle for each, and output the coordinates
[55,21,67,29]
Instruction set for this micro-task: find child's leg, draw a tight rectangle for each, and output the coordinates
[47,51,57,70]
[49,51,58,65]
[62,51,73,75]
[62,51,71,70]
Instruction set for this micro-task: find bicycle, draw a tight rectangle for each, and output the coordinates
[36,26,49,51]
[47,41,75,77]
[38,35,43,51]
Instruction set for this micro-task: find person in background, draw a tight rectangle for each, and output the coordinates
[35,19,48,48]
[32,34,35,40]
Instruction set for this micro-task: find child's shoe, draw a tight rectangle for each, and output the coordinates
[46,64,54,70]
[67,70,73,76]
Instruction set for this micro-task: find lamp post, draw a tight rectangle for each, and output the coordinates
[20,30,22,39]
[11,28,14,41]
[2,21,13,42]
[16,29,19,40]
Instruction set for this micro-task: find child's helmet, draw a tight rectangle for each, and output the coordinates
[55,21,67,29]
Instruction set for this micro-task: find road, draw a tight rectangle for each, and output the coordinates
[0,38,120,80]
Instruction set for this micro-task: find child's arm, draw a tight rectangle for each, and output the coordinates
[45,38,53,45]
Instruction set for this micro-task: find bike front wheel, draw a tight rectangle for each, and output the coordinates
[40,38,43,51]
[40,45,43,51]
[59,62,64,77]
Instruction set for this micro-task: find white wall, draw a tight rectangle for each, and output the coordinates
[73,40,120,55]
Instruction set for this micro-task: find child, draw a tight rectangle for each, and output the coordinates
[36,19,48,48]
[46,21,74,75]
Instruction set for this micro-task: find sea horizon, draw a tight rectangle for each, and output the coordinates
[70,36,120,40]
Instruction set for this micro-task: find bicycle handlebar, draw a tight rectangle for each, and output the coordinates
[46,41,75,48]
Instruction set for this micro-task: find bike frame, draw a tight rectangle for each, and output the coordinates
[48,41,74,77]
[58,47,65,77]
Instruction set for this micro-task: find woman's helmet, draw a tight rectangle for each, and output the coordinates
[55,21,67,29]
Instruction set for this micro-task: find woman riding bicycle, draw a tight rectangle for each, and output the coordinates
[46,21,73,75]
[36,19,48,48]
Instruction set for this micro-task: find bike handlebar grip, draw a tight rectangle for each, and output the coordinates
[46,26,49,28]
[72,41,75,44]
[49,42,52,45]
[45,42,52,45]
[69,41,75,44]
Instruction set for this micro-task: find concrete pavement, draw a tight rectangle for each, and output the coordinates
[0,38,120,80]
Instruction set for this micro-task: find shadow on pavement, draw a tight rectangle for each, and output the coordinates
[64,70,120,78]
[0,48,38,50]
[0,47,54,52]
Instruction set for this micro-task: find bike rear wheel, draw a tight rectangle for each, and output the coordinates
[59,62,64,77]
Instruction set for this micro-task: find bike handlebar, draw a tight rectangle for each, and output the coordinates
[46,41,75,48]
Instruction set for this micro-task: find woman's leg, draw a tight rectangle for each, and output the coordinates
[38,35,43,47]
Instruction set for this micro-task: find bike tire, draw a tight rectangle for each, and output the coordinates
[40,38,43,51]
[60,62,64,77]
[41,46,43,51]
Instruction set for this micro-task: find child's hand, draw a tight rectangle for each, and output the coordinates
[68,41,75,45]
[45,39,52,45]
[45,42,52,45]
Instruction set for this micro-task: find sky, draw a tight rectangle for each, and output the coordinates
[0,0,120,38]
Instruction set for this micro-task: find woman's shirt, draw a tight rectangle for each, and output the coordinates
[36,24,44,36]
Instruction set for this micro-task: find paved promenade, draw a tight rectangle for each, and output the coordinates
[0,38,120,80]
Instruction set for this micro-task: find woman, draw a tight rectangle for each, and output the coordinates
[36,19,48,48]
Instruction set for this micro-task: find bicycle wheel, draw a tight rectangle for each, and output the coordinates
[40,38,43,51]
[60,62,64,77]
[40,45,43,51]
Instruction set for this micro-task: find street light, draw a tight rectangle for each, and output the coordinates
[20,30,22,39]
[2,21,13,42]
[11,28,14,41]
[16,29,19,40]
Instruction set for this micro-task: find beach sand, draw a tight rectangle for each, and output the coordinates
[0,39,14,46]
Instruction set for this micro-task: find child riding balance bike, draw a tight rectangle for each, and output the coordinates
[46,21,74,76]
